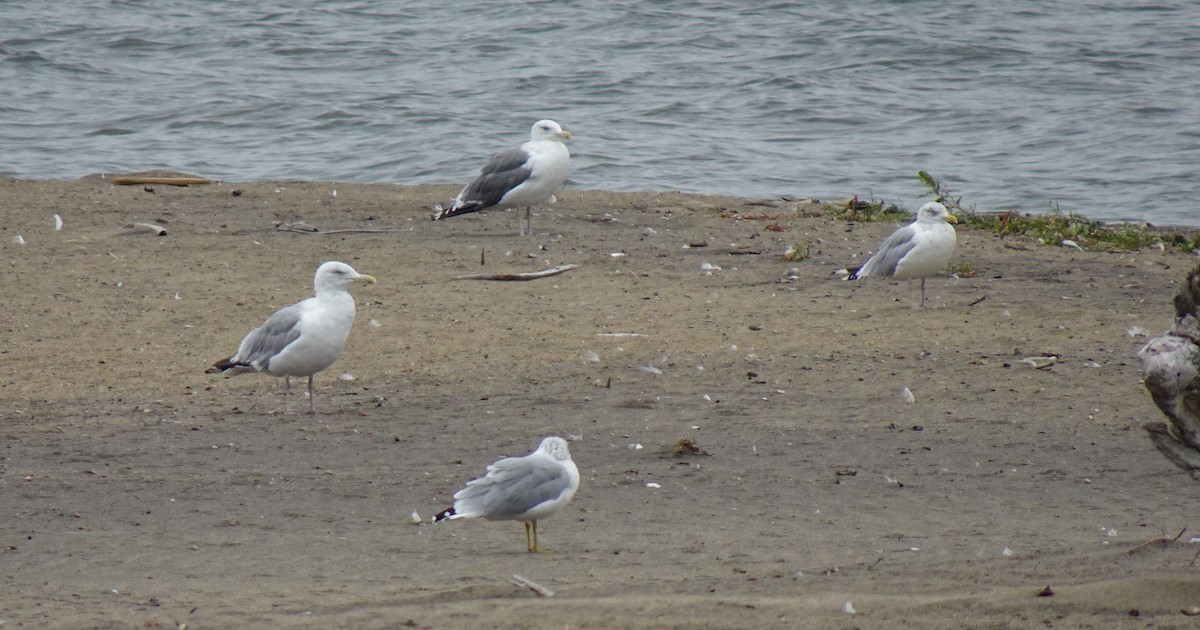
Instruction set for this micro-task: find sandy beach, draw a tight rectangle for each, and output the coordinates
[2,176,1198,629]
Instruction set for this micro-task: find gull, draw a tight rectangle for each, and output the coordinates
[850,201,958,309]
[206,261,376,414]
[432,119,572,236]
[434,436,580,552]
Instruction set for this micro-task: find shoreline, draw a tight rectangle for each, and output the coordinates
[9,171,1200,235]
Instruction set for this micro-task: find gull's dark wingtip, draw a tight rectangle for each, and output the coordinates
[432,202,484,221]
[206,357,248,374]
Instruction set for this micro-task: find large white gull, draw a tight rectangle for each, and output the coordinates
[434,436,580,553]
[432,119,572,236]
[850,201,958,309]
[206,261,376,414]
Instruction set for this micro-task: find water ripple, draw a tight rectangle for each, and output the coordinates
[0,0,1198,225]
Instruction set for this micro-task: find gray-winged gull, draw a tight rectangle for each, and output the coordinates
[434,436,580,552]
[432,119,572,236]
[206,260,376,414]
[850,201,958,309]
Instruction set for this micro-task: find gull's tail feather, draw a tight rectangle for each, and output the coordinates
[432,201,485,221]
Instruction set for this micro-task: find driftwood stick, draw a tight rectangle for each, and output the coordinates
[1126,527,1188,555]
[111,176,212,186]
[508,574,555,597]
[1138,262,1200,479]
[456,264,577,282]
[120,222,168,236]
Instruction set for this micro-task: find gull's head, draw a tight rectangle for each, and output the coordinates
[538,436,573,461]
[916,201,957,225]
[315,260,376,293]
[531,119,572,142]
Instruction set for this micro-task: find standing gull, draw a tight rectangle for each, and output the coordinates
[206,261,376,414]
[432,119,572,236]
[850,201,958,309]
[434,436,580,553]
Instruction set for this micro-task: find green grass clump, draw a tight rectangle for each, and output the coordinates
[781,243,810,262]
[945,260,977,278]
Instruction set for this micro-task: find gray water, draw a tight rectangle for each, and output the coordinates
[3,1,1198,226]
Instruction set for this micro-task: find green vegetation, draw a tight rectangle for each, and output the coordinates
[912,170,1199,252]
[916,170,971,215]
[784,171,1198,253]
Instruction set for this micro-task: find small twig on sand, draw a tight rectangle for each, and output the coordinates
[111,176,211,186]
[1126,526,1187,555]
[509,574,554,597]
[276,226,407,235]
[456,264,577,282]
